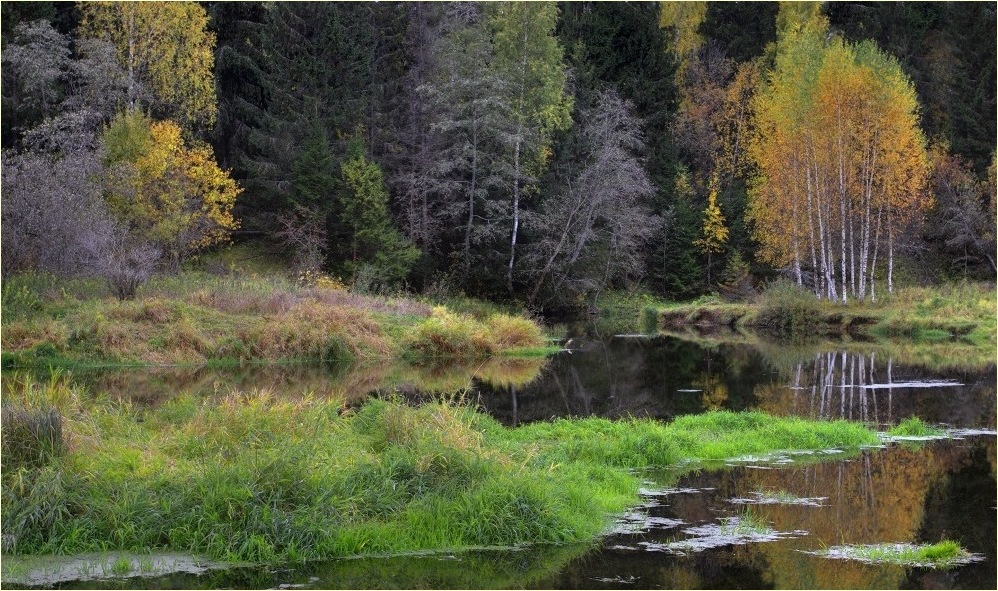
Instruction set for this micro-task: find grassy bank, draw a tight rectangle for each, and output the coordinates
[1,271,550,369]
[1,375,879,563]
[612,282,996,369]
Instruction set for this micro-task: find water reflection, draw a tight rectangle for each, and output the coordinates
[474,335,995,430]
[57,334,996,431]
[532,436,996,590]
[65,355,549,409]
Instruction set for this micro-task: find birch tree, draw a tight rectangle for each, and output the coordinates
[748,15,929,301]
[78,1,217,132]
[489,1,572,292]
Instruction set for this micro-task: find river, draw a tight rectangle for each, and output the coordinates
[4,329,995,589]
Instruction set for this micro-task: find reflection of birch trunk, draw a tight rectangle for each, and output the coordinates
[571,366,589,415]
[794,363,802,411]
[824,352,837,419]
[509,384,518,427]
[810,353,820,416]
[551,371,571,414]
[887,356,894,425]
[839,351,847,418]
[859,352,867,421]
[863,454,876,510]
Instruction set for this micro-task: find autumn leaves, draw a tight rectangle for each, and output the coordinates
[80,2,238,271]
[748,13,928,302]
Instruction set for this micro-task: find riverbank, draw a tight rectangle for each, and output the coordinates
[1,271,551,369]
[597,282,996,368]
[659,282,994,340]
[2,375,879,563]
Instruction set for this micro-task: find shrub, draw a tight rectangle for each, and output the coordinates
[755,279,822,334]
[484,314,543,349]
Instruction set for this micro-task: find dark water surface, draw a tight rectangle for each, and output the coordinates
[6,332,996,589]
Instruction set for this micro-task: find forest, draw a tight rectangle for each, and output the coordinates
[2,1,995,312]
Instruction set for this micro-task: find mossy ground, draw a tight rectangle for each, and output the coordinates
[1,375,879,564]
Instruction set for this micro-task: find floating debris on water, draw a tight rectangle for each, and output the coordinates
[638,486,714,496]
[676,389,703,393]
[0,552,235,587]
[277,576,321,589]
[946,428,997,437]
[593,574,638,584]
[610,512,685,535]
[728,491,828,507]
[859,380,963,389]
[637,517,807,555]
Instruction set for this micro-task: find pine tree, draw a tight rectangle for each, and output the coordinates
[333,133,418,288]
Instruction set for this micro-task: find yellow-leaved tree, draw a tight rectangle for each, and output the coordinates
[104,111,240,267]
[694,177,729,285]
[748,12,928,301]
[78,1,217,133]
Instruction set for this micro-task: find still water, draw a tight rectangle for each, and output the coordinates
[6,331,996,589]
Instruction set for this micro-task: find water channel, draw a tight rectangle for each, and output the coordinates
[4,329,996,589]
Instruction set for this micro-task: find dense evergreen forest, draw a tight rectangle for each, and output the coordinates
[3,1,995,313]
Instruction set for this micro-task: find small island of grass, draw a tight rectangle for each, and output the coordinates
[808,540,981,569]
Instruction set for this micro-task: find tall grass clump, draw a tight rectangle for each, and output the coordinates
[405,307,544,360]
[0,372,80,472]
[0,373,85,553]
[887,416,945,437]
[754,280,823,335]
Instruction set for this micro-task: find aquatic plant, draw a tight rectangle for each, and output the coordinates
[719,510,771,536]
[808,540,980,568]
[887,416,946,437]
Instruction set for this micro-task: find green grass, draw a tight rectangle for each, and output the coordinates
[1,376,881,565]
[813,540,978,568]
[887,416,946,437]
[719,509,772,536]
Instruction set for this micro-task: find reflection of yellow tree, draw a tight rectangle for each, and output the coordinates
[742,444,952,589]
[694,372,729,410]
[661,439,977,589]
